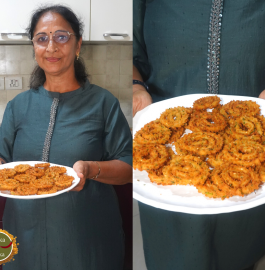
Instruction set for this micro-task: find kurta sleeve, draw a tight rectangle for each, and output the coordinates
[0,102,15,163]
[102,98,132,166]
[133,0,151,81]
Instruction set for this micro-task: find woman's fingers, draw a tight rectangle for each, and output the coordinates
[71,161,87,192]
[133,86,152,116]
[76,172,84,178]
[70,177,85,191]
[259,90,265,99]
[73,161,86,175]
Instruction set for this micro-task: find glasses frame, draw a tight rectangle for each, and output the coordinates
[32,30,76,46]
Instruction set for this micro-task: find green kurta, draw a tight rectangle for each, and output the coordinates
[0,80,132,270]
[134,1,265,269]
[134,0,265,102]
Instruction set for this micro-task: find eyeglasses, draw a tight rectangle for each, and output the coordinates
[32,30,75,47]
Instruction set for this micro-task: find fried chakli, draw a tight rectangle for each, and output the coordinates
[177,132,223,157]
[46,166,67,175]
[26,168,45,178]
[0,179,20,190]
[159,107,192,129]
[196,165,261,199]
[31,177,54,189]
[55,175,75,190]
[14,174,36,183]
[225,116,263,142]
[0,169,16,178]
[220,100,260,119]
[37,186,58,195]
[133,144,169,171]
[14,184,38,196]
[162,155,210,185]
[44,171,60,181]
[222,141,265,167]
[134,120,172,145]
[14,164,32,173]
[193,95,221,110]
[188,110,227,133]
[35,163,50,170]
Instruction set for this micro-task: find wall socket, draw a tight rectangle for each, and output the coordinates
[0,77,4,90]
[5,77,22,90]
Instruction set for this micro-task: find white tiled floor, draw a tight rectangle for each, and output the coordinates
[133,199,265,270]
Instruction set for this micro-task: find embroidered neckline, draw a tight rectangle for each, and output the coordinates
[42,98,59,162]
[207,0,224,94]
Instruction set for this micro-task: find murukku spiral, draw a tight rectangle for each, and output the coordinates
[177,132,223,157]
[197,165,261,199]
[220,100,260,119]
[162,155,210,185]
[193,95,221,110]
[134,120,171,145]
[133,144,168,171]
[222,141,265,167]
[159,107,192,128]
[225,116,263,142]
[188,109,227,133]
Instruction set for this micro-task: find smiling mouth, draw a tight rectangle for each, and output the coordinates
[46,57,60,62]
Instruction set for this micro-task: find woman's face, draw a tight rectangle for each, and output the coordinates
[33,12,82,77]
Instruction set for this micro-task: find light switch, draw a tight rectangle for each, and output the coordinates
[5,77,22,90]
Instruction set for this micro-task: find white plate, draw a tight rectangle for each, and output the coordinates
[0,161,80,199]
[133,94,265,214]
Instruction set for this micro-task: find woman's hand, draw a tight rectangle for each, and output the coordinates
[72,160,131,189]
[0,158,6,165]
[72,160,91,191]
[133,84,152,117]
[259,90,265,99]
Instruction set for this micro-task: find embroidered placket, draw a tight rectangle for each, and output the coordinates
[42,98,59,162]
[207,0,224,94]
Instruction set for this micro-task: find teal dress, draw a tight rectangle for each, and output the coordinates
[0,80,132,270]
[134,0,265,269]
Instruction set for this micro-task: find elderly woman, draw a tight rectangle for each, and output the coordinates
[0,5,132,270]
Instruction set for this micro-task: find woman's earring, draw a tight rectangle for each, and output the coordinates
[76,52,80,60]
